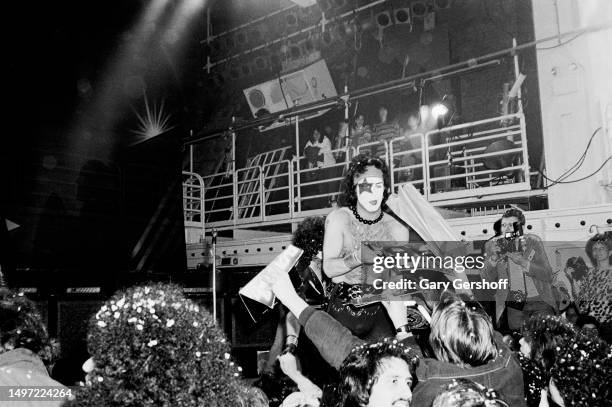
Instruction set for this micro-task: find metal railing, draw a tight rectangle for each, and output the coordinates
[424,113,529,201]
[183,113,531,229]
[182,172,205,236]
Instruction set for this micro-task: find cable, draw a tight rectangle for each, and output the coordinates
[538,155,612,186]
[537,33,582,50]
[555,127,602,182]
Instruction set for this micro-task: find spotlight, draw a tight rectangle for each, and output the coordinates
[411,1,428,19]
[248,27,264,44]
[255,56,268,70]
[376,11,392,28]
[394,8,411,25]
[235,31,247,46]
[286,12,299,28]
[240,64,252,77]
[431,103,449,119]
[229,68,240,80]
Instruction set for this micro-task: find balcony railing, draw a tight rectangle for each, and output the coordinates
[183,113,531,229]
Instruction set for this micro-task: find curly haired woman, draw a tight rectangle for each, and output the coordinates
[577,233,612,342]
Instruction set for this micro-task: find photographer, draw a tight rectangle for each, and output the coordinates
[482,209,557,331]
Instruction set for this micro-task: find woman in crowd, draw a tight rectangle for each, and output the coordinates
[517,315,577,406]
[577,233,612,342]
[304,128,335,169]
[263,266,526,406]
[63,283,254,407]
[552,256,588,310]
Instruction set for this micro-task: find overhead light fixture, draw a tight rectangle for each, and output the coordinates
[411,1,428,19]
[376,11,392,28]
[395,8,411,25]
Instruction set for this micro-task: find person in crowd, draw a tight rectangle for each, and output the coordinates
[517,315,578,406]
[259,217,334,407]
[397,111,423,181]
[576,314,601,338]
[432,379,509,407]
[323,124,335,146]
[552,256,588,311]
[482,208,556,331]
[372,106,400,143]
[372,106,400,159]
[411,293,524,405]
[262,267,526,406]
[304,128,335,169]
[0,288,66,407]
[323,154,408,341]
[545,329,612,406]
[328,339,418,407]
[63,283,247,407]
[577,233,612,342]
[562,302,580,325]
[349,114,372,152]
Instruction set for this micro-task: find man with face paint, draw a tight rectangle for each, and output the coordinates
[323,154,410,341]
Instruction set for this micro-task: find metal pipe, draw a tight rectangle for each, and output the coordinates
[202,4,298,43]
[512,38,524,114]
[211,228,217,322]
[424,59,501,83]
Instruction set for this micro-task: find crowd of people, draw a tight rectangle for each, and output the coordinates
[258,154,611,407]
[301,105,429,170]
[1,154,610,406]
[299,105,433,210]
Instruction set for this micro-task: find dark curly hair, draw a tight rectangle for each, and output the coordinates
[551,332,612,406]
[332,339,418,407]
[292,216,325,260]
[585,233,612,267]
[0,288,57,366]
[341,154,391,208]
[64,283,244,407]
[521,315,577,371]
[565,256,589,281]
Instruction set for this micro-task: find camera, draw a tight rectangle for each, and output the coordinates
[496,221,524,255]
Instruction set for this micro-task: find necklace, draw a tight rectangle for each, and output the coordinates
[350,206,383,225]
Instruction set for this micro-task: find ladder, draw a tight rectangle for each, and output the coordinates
[237,147,291,219]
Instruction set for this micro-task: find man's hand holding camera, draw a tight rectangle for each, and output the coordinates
[487,236,528,270]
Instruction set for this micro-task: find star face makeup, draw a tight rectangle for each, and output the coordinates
[356,176,384,212]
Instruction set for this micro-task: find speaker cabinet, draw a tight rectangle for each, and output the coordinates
[57,299,104,360]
